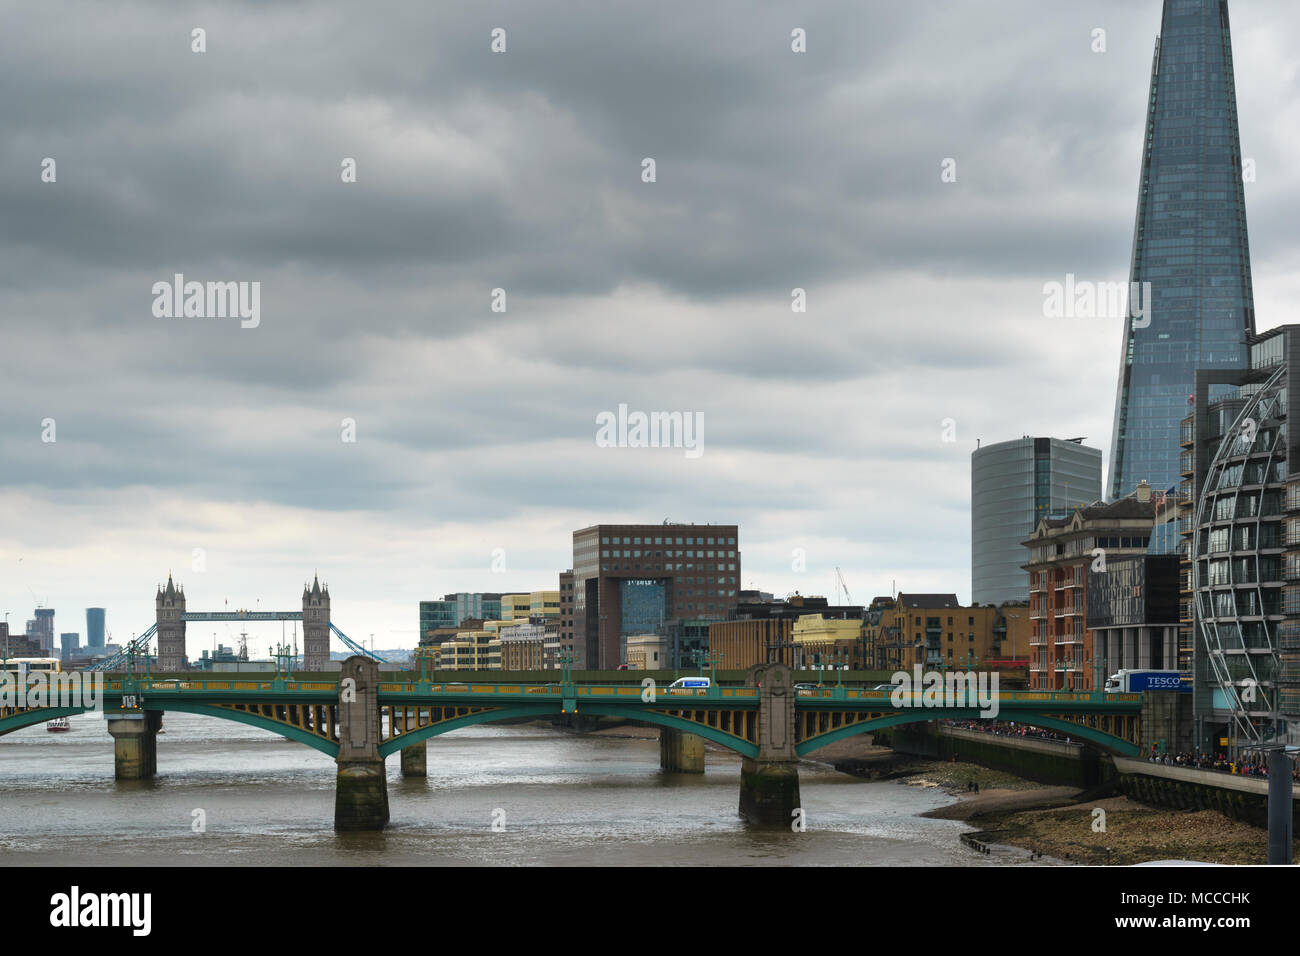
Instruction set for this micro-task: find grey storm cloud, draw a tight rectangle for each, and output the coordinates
[3,0,1300,633]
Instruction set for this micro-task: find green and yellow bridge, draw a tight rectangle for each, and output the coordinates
[0,659,1146,829]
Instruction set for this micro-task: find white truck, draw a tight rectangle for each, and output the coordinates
[1103,669,1187,693]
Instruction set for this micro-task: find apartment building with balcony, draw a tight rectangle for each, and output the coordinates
[1023,490,1158,690]
[870,594,998,673]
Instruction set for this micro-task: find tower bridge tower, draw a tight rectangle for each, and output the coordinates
[156,574,187,671]
[303,573,331,671]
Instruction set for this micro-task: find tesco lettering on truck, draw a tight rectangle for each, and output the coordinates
[1103,669,1188,693]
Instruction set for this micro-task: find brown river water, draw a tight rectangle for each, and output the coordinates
[0,712,1055,866]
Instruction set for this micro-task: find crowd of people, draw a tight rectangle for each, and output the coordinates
[1146,746,1300,781]
[943,719,1078,745]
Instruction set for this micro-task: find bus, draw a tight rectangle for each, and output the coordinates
[0,657,61,680]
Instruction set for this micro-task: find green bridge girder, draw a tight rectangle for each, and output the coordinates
[0,679,1145,759]
[795,709,1142,757]
[376,704,557,758]
[567,704,760,758]
[158,701,341,759]
[0,706,93,738]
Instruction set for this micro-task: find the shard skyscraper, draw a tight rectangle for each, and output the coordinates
[1107,0,1255,500]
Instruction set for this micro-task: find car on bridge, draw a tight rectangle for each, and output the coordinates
[667,677,710,694]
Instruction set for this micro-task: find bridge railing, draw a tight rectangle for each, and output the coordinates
[376,682,762,700]
[792,687,1142,703]
[59,676,1144,708]
[105,679,341,694]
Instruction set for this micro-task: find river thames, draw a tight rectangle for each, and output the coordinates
[0,712,1054,866]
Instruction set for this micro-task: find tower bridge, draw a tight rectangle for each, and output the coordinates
[97,573,381,672]
[155,572,336,671]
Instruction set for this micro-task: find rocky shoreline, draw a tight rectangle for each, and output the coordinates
[558,720,1296,863]
[806,736,1297,865]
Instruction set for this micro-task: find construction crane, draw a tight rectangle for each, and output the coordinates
[834,567,853,606]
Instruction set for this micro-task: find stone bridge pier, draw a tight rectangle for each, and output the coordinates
[107,711,164,780]
[739,662,800,826]
[400,741,427,777]
[334,655,390,830]
[659,728,705,772]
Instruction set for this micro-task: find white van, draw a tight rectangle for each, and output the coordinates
[667,676,711,692]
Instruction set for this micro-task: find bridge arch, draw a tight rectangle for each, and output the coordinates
[376,703,558,758]
[0,706,93,738]
[575,705,759,758]
[376,703,759,758]
[156,701,340,759]
[795,710,1140,757]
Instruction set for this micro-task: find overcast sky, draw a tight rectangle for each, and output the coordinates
[4,0,1300,657]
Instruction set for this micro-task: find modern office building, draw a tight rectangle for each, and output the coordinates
[497,591,560,624]
[559,570,575,659]
[436,631,501,671]
[1108,0,1256,500]
[0,624,45,658]
[972,436,1102,606]
[664,618,713,670]
[499,594,532,622]
[529,591,560,619]
[59,632,79,660]
[572,523,740,669]
[27,608,55,653]
[1086,555,1181,680]
[1180,324,1300,754]
[85,608,106,649]
[418,593,503,641]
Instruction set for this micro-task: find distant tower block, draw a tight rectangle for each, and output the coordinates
[156,574,187,671]
[303,573,331,671]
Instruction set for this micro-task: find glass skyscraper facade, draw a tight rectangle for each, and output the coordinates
[1186,325,1300,753]
[85,608,105,649]
[971,437,1102,607]
[1108,0,1255,501]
